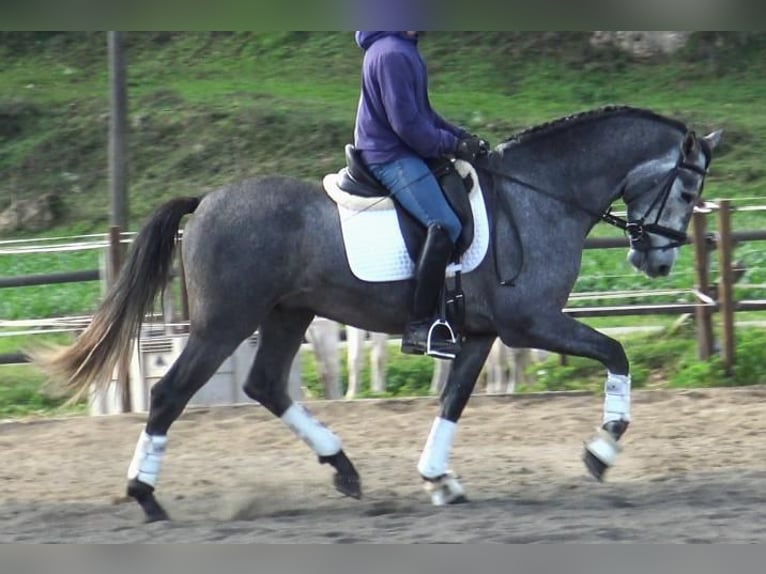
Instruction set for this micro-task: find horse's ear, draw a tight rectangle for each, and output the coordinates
[703,129,724,150]
[682,131,697,157]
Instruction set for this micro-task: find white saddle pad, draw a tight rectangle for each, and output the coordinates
[322,160,490,282]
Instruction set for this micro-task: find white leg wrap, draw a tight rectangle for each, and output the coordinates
[127,431,167,487]
[417,417,457,479]
[281,403,342,457]
[603,372,631,425]
[424,472,466,506]
[585,428,622,466]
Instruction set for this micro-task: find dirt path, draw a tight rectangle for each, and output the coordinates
[2,386,766,543]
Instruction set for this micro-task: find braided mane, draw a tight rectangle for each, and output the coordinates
[501,105,687,146]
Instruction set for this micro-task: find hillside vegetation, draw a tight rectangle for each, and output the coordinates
[2,32,766,230]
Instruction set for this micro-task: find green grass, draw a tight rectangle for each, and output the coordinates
[297,324,766,398]
[0,364,84,418]
[0,249,101,319]
[0,331,72,356]
[510,326,766,394]
[3,32,766,225]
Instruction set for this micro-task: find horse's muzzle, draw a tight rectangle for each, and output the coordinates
[628,248,676,278]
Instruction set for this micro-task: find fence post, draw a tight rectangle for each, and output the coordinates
[717,200,735,375]
[691,210,714,360]
[109,226,132,412]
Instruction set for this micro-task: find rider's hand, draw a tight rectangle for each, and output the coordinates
[455,135,490,162]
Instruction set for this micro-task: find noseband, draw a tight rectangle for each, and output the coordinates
[602,153,709,253]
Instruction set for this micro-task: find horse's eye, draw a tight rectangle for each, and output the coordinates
[680,192,695,204]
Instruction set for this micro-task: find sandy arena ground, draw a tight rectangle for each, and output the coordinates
[2,386,766,543]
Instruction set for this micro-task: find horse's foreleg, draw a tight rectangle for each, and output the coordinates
[418,335,494,505]
[505,313,630,481]
[583,371,631,480]
[128,331,245,522]
[242,308,361,499]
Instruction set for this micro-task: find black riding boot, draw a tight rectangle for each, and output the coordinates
[401,223,461,359]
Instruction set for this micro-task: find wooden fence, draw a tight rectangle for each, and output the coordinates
[2,200,765,400]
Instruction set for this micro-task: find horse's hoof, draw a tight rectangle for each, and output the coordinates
[143,505,171,523]
[447,493,468,505]
[583,427,623,481]
[423,472,467,506]
[319,450,362,500]
[334,472,363,500]
[603,419,629,441]
[127,478,171,523]
[583,448,608,481]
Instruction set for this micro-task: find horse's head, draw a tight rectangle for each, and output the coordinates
[624,129,723,278]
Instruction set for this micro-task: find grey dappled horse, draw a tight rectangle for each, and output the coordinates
[41,106,721,521]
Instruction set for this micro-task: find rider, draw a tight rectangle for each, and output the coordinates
[353,30,490,358]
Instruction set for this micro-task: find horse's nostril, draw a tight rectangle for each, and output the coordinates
[658,265,670,276]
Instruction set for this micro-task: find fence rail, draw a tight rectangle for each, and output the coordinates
[2,202,765,380]
[0,269,100,289]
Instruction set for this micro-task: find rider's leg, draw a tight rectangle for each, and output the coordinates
[367,155,461,246]
[402,222,456,356]
[368,156,461,357]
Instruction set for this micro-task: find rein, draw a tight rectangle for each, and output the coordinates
[475,142,709,255]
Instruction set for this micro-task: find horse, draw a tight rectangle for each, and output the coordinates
[38,105,721,522]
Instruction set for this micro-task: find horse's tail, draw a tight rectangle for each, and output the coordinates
[36,196,201,402]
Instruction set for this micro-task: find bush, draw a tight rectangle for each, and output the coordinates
[724,329,766,385]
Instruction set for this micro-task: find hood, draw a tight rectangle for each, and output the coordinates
[355,31,415,50]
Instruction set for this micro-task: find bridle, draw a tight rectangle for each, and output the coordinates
[476,134,711,254]
[602,151,709,252]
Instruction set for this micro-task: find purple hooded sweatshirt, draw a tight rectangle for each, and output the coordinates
[353,31,467,165]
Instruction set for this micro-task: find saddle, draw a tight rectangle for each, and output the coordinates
[337,145,475,262]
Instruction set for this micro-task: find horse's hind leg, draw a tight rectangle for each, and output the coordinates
[127,330,246,522]
[243,307,361,499]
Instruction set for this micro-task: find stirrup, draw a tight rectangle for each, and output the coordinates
[426,319,460,359]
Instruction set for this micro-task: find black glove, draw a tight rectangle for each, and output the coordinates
[455,135,490,162]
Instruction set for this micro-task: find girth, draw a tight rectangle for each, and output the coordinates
[337,145,475,261]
